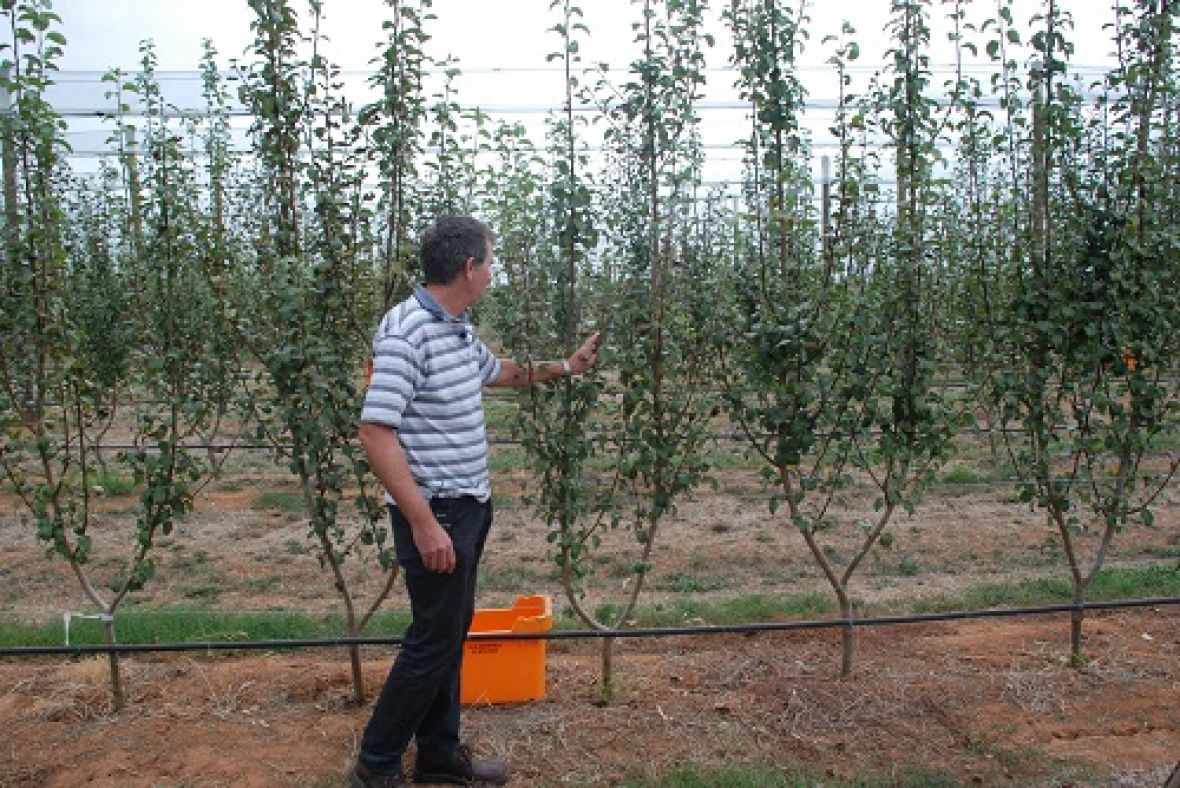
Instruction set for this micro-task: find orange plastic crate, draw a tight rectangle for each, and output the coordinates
[460,595,551,705]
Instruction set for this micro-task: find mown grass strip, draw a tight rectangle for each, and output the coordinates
[628,750,1095,788]
[626,763,969,787]
[910,564,1180,614]
[249,490,306,512]
[1,565,1174,649]
[590,591,835,629]
[0,607,412,649]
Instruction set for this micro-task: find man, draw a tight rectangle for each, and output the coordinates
[350,216,599,787]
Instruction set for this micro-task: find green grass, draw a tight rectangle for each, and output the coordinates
[284,538,309,556]
[626,763,970,787]
[488,446,529,473]
[250,490,306,513]
[591,564,1178,628]
[649,571,728,593]
[490,491,518,510]
[171,547,211,572]
[476,563,547,592]
[883,555,923,577]
[935,461,1021,490]
[913,564,1180,613]
[589,591,835,628]
[482,395,518,431]
[0,606,413,649]
[702,446,752,470]
[1140,544,1180,559]
[1087,563,1180,597]
[627,765,801,787]
[93,471,136,496]
[182,583,223,602]
[1146,427,1180,453]
[939,465,988,486]
[2,565,1173,650]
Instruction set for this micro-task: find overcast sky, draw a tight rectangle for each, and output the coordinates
[9,1,1127,184]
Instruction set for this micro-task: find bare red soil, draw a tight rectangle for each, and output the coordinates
[1,606,1177,786]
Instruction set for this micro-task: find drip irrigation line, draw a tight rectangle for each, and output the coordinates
[2,596,1176,658]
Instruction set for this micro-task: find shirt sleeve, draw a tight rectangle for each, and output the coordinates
[473,337,502,385]
[360,333,422,429]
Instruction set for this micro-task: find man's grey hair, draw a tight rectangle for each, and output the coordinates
[420,216,494,285]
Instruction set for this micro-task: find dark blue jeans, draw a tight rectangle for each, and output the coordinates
[359,496,493,775]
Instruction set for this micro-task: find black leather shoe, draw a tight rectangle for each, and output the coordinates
[347,760,407,787]
[412,743,510,785]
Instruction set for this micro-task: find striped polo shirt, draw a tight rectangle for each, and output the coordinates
[360,286,502,502]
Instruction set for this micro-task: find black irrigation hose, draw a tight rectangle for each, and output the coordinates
[3,596,1177,658]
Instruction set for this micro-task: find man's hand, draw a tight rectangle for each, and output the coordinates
[568,332,601,375]
[412,519,456,573]
[490,332,602,388]
[358,422,455,573]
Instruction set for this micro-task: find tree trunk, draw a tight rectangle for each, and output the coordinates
[600,636,615,701]
[348,642,365,704]
[838,591,854,678]
[1069,584,1086,668]
[102,617,125,713]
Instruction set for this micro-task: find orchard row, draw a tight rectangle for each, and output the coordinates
[1,1,1175,707]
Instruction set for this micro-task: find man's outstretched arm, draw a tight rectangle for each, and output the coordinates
[489,332,600,388]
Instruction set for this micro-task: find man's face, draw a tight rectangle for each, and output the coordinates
[467,238,494,303]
